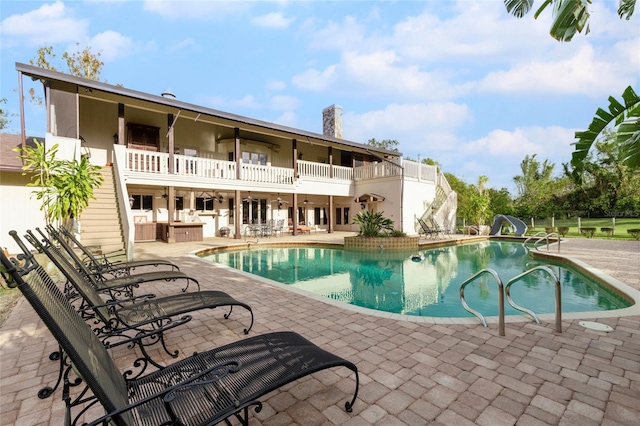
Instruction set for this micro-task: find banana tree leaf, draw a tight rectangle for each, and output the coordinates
[549,0,591,41]
[571,86,640,182]
[618,0,636,19]
[504,0,535,18]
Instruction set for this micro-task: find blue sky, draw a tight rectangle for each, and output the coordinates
[1,1,638,192]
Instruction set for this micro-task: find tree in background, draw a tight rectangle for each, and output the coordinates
[504,0,636,42]
[513,154,560,218]
[487,187,514,219]
[367,138,399,152]
[28,44,104,104]
[468,176,491,226]
[563,129,640,216]
[0,98,13,130]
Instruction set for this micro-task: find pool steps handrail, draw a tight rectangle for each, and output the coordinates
[505,265,562,333]
[523,232,561,253]
[459,268,505,336]
[460,266,562,335]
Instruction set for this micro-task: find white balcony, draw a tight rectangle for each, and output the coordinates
[122,148,353,188]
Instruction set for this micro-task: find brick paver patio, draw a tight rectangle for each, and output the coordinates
[1,234,638,425]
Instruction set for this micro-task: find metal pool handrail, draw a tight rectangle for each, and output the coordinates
[459,268,505,336]
[523,231,547,245]
[505,265,562,333]
[533,232,561,253]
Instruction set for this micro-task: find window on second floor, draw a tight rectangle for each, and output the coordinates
[242,151,267,165]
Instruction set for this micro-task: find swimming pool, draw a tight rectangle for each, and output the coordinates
[197,241,634,319]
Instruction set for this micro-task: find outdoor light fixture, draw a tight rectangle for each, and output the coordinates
[113,133,119,143]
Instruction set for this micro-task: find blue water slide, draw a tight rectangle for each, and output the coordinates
[489,214,528,237]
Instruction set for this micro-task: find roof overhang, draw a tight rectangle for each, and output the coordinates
[15,62,402,157]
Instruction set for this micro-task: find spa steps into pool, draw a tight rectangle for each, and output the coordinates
[459,266,562,336]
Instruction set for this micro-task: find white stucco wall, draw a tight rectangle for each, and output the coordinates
[0,172,48,255]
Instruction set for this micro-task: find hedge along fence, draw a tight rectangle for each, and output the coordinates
[526,217,640,239]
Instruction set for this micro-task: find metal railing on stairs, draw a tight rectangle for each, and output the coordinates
[459,266,562,336]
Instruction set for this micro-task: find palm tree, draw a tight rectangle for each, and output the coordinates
[571,86,640,184]
[504,0,636,42]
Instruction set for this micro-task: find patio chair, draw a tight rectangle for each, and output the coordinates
[34,228,199,294]
[52,225,179,275]
[429,217,449,239]
[417,218,437,239]
[0,249,359,426]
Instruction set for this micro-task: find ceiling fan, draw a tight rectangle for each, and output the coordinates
[301,195,314,205]
[269,193,289,204]
[242,191,255,202]
[199,191,224,204]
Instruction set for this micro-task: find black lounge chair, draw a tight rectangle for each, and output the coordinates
[16,230,254,337]
[13,229,254,398]
[0,249,359,426]
[33,228,198,294]
[51,225,180,275]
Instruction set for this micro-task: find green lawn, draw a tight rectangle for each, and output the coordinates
[526,217,640,240]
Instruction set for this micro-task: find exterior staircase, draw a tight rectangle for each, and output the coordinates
[78,166,125,253]
[420,185,448,223]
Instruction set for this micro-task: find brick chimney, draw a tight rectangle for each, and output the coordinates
[322,104,343,139]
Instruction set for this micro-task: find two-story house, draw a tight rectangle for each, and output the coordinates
[4,62,456,256]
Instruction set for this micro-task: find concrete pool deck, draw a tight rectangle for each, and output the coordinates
[1,233,639,425]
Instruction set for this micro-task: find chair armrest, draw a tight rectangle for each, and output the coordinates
[81,293,156,311]
[84,360,241,426]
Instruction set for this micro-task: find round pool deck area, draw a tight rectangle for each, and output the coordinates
[1,233,639,425]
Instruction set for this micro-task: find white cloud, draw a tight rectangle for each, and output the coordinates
[305,16,366,50]
[343,102,472,152]
[251,12,295,29]
[85,31,137,62]
[477,44,633,97]
[451,125,576,189]
[266,80,286,90]
[0,1,89,47]
[274,111,298,127]
[167,37,199,53]
[461,126,575,159]
[205,94,261,110]
[291,65,337,91]
[143,0,250,20]
[295,0,636,102]
[270,95,300,111]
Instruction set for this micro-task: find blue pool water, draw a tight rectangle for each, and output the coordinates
[198,241,632,318]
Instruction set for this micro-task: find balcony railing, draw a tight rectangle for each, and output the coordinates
[354,162,403,181]
[124,149,442,187]
[127,150,238,180]
[240,163,294,184]
[297,160,353,181]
